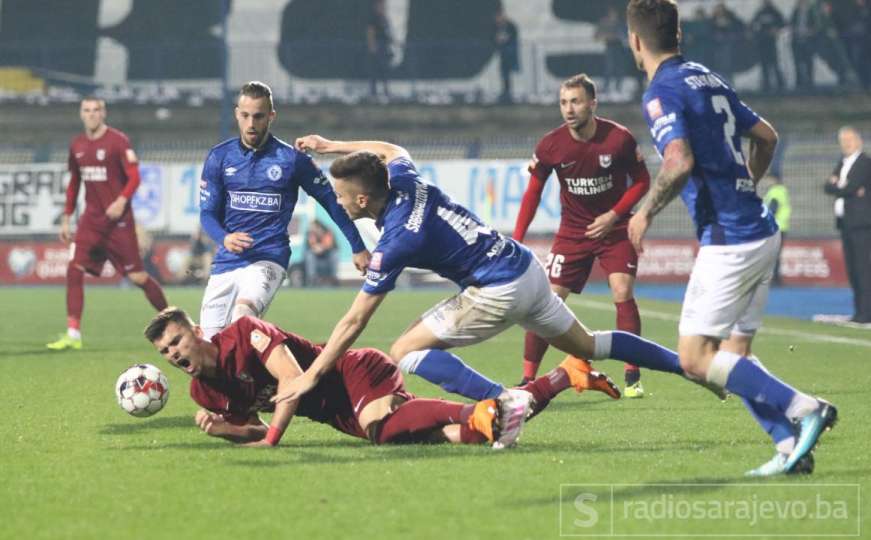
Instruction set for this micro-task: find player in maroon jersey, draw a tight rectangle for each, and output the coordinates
[144,307,604,448]
[513,74,651,397]
[47,98,168,350]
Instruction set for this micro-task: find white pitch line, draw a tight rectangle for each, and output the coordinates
[568,298,871,349]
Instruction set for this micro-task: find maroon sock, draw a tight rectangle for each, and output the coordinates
[376,399,471,444]
[522,331,550,380]
[139,276,168,311]
[520,367,572,419]
[66,264,84,328]
[616,298,641,374]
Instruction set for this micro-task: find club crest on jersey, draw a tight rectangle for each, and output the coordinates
[250,329,271,353]
[96,149,105,161]
[224,167,237,177]
[646,98,663,120]
[599,154,612,168]
[267,164,282,181]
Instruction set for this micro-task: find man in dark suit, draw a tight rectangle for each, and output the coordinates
[825,127,871,323]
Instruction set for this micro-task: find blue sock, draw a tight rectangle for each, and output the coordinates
[725,358,797,413]
[741,398,796,447]
[401,349,504,401]
[603,331,684,374]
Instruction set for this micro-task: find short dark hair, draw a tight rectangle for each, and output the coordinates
[238,81,274,111]
[561,73,597,100]
[144,306,195,343]
[329,151,389,198]
[626,0,680,54]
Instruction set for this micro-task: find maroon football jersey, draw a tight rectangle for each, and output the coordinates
[531,118,648,236]
[66,127,136,220]
[190,316,363,437]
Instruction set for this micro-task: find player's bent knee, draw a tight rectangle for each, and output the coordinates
[127,271,148,286]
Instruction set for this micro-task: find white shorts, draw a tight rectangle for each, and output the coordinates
[199,260,286,335]
[679,232,780,339]
[421,256,577,347]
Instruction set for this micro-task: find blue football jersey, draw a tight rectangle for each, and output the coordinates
[362,158,532,295]
[200,135,365,274]
[642,56,777,245]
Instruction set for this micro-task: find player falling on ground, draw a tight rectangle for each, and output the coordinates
[513,74,650,397]
[145,307,602,448]
[269,134,661,424]
[198,81,370,339]
[617,0,836,475]
[47,97,168,350]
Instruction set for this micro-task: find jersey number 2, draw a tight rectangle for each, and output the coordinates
[711,95,744,165]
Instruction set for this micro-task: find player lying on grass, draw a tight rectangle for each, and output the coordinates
[144,307,610,448]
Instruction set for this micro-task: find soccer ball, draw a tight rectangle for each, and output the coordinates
[115,364,169,417]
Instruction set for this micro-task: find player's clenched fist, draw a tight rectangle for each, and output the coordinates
[295,134,332,154]
[223,231,253,253]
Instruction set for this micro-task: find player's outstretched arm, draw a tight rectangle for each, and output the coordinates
[513,173,546,242]
[195,409,268,444]
[744,118,779,183]
[296,134,410,163]
[244,344,304,447]
[271,290,387,404]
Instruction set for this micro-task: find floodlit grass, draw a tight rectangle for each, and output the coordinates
[1,286,868,540]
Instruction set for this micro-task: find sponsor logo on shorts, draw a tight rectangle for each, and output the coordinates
[229,191,281,213]
[370,251,383,271]
[267,164,282,181]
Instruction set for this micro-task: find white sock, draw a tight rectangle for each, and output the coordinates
[785,393,819,420]
[592,332,612,359]
[67,328,81,340]
[705,350,741,387]
[776,436,796,455]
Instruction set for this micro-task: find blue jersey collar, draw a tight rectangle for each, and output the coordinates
[651,54,684,83]
[237,133,275,155]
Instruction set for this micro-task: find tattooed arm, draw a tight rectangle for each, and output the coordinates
[627,138,694,251]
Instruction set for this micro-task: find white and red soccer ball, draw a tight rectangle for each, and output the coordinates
[115,364,169,417]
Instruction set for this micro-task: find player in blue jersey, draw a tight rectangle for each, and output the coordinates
[198,82,370,339]
[268,134,642,446]
[614,0,837,476]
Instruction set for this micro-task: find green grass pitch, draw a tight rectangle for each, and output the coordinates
[1,286,868,540]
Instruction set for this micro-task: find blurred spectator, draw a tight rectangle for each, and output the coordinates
[305,220,339,287]
[763,176,791,286]
[751,0,787,94]
[835,0,871,89]
[710,2,743,84]
[136,225,162,284]
[816,0,854,89]
[824,127,871,323]
[366,0,393,101]
[791,0,820,90]
[493,7,519,104]
[682,7,713,71]
[595,6,625,96]
[183,228,213,285]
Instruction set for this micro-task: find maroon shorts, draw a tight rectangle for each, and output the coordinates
[332,348,413,439]
[545,228,638,293]
[72,214,144,276]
